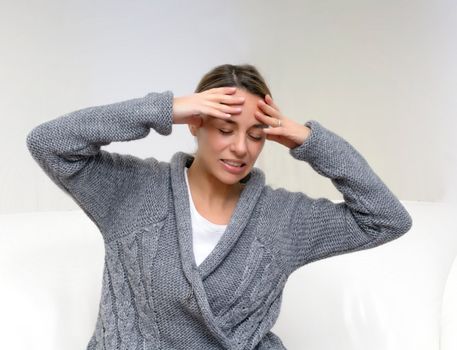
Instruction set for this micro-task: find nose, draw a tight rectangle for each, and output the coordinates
[229,132,248,157]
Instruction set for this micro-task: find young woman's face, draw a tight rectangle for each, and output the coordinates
[190,88,267,185]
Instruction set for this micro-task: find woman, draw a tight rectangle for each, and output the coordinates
[26,64,412,350]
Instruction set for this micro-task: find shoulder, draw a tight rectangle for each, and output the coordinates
[261,184,306,208]
[102,152,170,187]
[258,185,316,237]
[142,155,172,201]
[255,185,301,238]
[106,154,171,228]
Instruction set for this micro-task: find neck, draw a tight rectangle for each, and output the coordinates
[186,156,244,209]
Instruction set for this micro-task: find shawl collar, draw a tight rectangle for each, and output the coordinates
[169,151,265,345]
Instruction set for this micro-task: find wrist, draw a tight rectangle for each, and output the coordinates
[296,125,311,145]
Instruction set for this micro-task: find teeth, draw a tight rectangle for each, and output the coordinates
[223,160,243,167]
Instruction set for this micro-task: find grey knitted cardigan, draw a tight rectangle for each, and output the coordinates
[26,90,412,350]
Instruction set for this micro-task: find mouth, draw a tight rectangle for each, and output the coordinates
[220,159,247,173]
[221,159,246,167]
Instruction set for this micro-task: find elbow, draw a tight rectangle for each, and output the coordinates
[26,124,47,157]
[391,206,413,237]
[26,128,38,155]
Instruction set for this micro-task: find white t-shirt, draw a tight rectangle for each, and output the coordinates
[184,167,227,266]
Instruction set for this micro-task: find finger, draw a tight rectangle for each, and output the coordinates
[207,93,245,105]
[265,94,281,111]
[201,106,232,119]
[262,125,283,135]
[258,100,281,119]
[204,100,242,114]
[254,110,282,128]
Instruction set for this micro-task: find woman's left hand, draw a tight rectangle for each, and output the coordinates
[255,95,311,149]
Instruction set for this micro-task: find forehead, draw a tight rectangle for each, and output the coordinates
[213,89,267,129]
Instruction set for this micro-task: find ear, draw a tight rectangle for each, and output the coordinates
[188,117,204,136]
[188,123,197,136]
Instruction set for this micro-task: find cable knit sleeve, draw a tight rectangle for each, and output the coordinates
[25,90,174,240]
[284,120,412,273]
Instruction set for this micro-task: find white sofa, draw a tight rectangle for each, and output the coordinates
[1,201,456,350]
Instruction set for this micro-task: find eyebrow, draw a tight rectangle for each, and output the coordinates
[219,119,268,129]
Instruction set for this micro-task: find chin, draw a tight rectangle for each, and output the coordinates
[219,172,245,185]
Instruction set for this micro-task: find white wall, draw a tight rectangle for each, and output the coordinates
[2,0,456,213]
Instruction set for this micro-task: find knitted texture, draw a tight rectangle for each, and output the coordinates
[26,91,413,349]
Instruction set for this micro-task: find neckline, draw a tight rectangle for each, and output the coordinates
[169,151,265,346]
[172,152,265,275]
[184,167,228,228]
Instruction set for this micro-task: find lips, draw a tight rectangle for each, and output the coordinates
[221,159,246,167]
[220,159,247,174]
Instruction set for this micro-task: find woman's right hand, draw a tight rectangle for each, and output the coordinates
[172,87,245,127]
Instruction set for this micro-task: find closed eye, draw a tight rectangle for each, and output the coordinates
[218,129,263,141]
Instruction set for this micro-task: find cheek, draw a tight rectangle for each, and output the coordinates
[204,130,230,150]
[251,141,264,155]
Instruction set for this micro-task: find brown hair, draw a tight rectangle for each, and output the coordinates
[194,63,272,98]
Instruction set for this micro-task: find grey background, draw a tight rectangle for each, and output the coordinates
[3,0,456,213]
